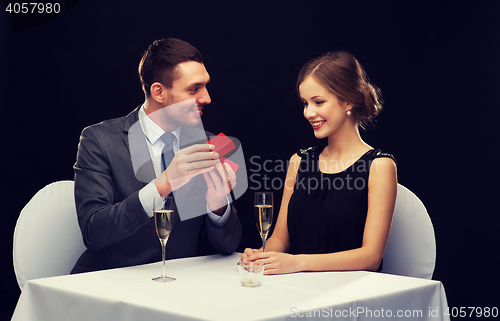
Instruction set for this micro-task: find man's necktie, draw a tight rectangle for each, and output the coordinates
[160,132,176,172]
[159,133,177,223]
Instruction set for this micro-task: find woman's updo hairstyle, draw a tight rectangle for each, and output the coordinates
[297,51,382,129]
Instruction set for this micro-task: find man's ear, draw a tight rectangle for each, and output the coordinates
[150,82,166,104]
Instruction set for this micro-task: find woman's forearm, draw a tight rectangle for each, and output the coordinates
[295,247,383,272]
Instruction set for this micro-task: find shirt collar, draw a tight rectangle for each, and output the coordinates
[139,105,181,146]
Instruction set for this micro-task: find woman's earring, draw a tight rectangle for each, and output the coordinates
[346,110,352,116]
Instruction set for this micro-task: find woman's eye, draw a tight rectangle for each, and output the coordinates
[315,101,325,105]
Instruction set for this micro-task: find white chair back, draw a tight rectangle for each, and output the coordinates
[381,184,436,279]
[13,181,86,290]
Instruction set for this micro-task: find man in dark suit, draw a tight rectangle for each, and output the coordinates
[71,38,242,273]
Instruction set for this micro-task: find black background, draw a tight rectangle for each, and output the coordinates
[1,1,499,319]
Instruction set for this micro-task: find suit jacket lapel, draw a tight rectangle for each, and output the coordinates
[122,106,140,149]
[123,107,156,184]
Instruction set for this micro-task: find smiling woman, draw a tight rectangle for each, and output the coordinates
[241,51,397,275]
[297,51,383,130]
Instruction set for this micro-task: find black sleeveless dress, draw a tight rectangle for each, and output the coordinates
[287,146,395,271]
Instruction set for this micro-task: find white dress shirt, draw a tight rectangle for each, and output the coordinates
[137,105,231,227]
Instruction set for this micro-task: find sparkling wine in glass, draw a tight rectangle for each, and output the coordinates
[152,196,175,282]
[254,192,273,252]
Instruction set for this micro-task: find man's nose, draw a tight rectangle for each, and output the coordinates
[198,88,211,105]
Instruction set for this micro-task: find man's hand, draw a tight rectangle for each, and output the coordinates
[203,162,237,215]
[155,144,218,197]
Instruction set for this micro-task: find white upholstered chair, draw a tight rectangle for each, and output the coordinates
[13,180,87,290]
[381,184,436,279]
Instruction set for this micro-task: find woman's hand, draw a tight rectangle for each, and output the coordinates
[241,248,302,275]
[240,248,261,263]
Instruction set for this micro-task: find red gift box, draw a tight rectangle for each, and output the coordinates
[220,157,239,173]
[206,133,236,158]
[206,133,239,173]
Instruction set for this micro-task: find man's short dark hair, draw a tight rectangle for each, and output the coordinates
[138,38,204,97]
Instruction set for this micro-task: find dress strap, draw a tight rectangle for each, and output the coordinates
[365,149,397,164]
[297,147,396,163]
[297,146,323,158]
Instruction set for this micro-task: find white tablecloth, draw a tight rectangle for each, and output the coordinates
[12,253,449,321]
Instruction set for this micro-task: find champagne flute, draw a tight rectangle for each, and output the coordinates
[254,192,273,252]
[152,196,175,282]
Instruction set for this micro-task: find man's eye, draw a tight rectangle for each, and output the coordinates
[189,87,198,93]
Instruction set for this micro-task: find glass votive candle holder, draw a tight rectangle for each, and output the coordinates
[237,261,265,287]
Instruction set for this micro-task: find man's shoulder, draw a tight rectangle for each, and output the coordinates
[82,108,139,135]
